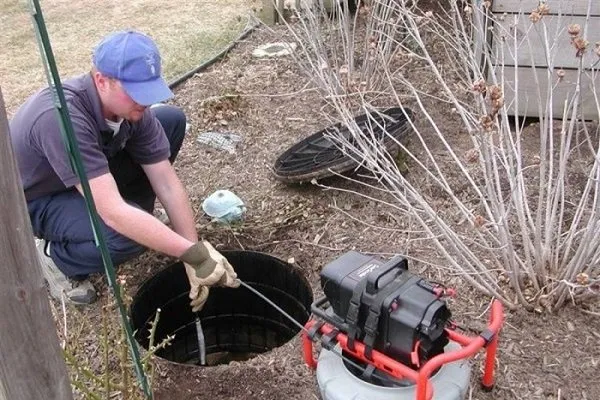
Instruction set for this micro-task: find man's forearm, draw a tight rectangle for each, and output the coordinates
[157,180,198,243]
[104,203,193,257]
[142,161,198,243]
[80,172,195,258]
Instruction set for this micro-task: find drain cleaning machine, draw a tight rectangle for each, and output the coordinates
[302,251,504,400]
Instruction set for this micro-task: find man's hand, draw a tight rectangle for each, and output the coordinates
[181,241,239,287]
[186,279,209,312]
[181,241,239,311]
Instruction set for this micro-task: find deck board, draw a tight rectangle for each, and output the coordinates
[493,14,600,69]
[492,0,600,16]
[497,66,599,118]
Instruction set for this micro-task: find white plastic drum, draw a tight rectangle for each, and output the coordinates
[316,341,471,400]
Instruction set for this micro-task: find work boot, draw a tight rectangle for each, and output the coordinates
[36,239,97,305]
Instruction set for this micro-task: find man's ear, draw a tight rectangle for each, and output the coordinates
[93,71,111,93]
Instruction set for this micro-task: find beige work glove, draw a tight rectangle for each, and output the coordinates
[186,281,209,312]
[181,241,240,312]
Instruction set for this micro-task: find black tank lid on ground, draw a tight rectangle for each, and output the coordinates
[273,107,413,183]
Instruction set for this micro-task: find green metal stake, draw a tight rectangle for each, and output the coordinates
[28,1,152,397]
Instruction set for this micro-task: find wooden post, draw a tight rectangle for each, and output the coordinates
[260,0,286,25]
[278,0,285,21]
[0,88,73,399]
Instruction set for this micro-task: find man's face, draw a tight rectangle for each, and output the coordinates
[106,79,147,122]
[95,72,146,122]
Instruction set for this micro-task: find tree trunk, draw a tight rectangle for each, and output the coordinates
[0,88,73,400]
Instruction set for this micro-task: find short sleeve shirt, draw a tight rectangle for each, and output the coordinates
[9,73,170,201]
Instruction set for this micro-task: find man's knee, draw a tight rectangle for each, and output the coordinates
[106,233,146,266]
[151,104,187,161]
[102,218,146,265]
[154,104,186,129]
[50,234,145,278]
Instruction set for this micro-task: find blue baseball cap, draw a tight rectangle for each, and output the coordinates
[93,30,173,106]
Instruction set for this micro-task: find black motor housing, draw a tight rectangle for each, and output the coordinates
[316,251,451,367]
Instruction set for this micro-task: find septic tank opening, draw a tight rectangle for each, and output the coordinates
[130,250,313,366]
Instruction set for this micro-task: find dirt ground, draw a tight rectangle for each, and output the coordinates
[100,15,600,400]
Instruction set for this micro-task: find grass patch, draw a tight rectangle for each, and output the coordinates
[162,20,247,81]
[0,0,258,115]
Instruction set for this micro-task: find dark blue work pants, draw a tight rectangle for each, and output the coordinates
[27,105,187,279]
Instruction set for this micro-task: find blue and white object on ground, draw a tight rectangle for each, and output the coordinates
[202,190,246,224]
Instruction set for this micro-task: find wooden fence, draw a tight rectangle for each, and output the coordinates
[480,0,600,118]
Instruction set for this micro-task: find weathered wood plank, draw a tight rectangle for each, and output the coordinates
[473,0,493,74]
[492,0,600,16]
[498,66,599,118]
[0,88,73,400]
[260,0,278,25]
[494,14,600,68]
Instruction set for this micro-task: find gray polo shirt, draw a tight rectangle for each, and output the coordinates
[9,73,170,201]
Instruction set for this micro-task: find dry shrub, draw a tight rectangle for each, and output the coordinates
[284,0,600,311]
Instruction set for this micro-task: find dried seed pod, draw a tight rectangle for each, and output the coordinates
[488,85,502,100]
[472,78,487,94]
[465,148,479,163]
[572,37,589,57]
[492,97,504,110]
[576,272,590,285]
[529,11,541,23]
[480,115,494,131]
[557,69,566,78]
[537,3,550,15]
[568,24,581,37]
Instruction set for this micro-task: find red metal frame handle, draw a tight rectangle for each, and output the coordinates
[302,320,434,399]
[302,299,504,400]
[416,300,504,399]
